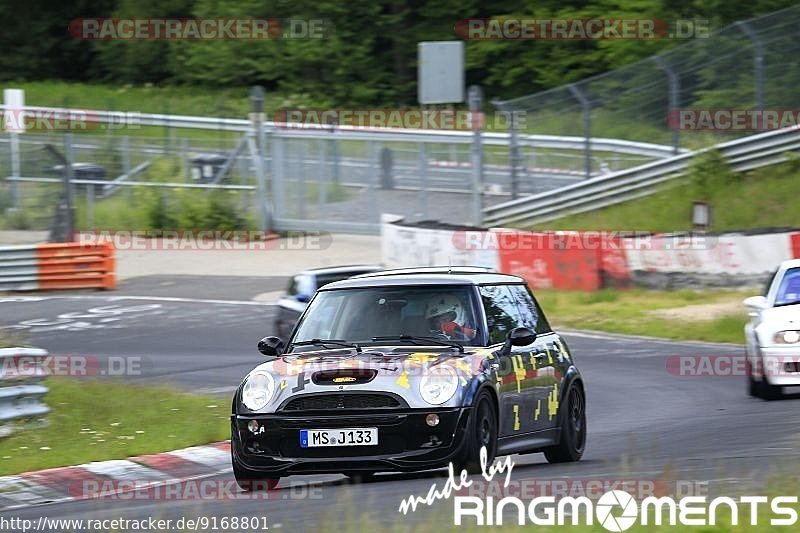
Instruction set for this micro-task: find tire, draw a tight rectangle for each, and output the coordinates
[761,379,784,401]
[231,450,279,491]
[544,384,586,464]
[749,351,783,401]
[456,390,498,474]
[746,359,761,398]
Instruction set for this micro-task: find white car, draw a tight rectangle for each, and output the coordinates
[744,259,800,399]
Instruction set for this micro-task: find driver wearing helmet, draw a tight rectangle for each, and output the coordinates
[425,294,476,341]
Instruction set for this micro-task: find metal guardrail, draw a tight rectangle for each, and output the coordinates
[0,348,49,437]
[483,126,800,227]
[0,105,684,159]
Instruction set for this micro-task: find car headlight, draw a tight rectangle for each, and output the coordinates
[420,365,459,405]
[774,330,800,344]
[241,371,276,411]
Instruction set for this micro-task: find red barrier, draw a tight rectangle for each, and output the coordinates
[496,231,603,291]
[791,233,800,258]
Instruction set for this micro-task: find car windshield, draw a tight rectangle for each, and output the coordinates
[291,286,482,348]
[774,267,800,307]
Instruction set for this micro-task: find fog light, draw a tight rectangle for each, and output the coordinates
[248,420,260,433]
[426,414,440,427]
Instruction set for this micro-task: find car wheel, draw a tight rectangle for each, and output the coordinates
[746,359,761,398]
[544,384,586,464]
[761,379,784,401]
[231,451,279,491]
[456,390,498,474]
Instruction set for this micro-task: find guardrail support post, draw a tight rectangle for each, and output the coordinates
[736,21,764,127]
[653,56,681,155]
[468,85,484,226]
[568,84,592,180]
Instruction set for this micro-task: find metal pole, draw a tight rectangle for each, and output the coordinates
[468,85,484,227]
[653,56,681,154]
[508,110,520,199]
[250,86,271,231]
[86,184,94,229]
[736,21,764,124]
[318,139,327,209]
[63,133,75,239]
[418,142,428,219]
[10,132,20,207]
[271,134,284,224]
[568,84,592,179]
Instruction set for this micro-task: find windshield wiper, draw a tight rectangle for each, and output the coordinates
[369,335,464,353]
[292,339,362,352]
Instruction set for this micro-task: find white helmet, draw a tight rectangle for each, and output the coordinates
[425,294,465,324]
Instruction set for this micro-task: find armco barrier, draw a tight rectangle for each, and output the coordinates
[0,348,49,437]
[0,242,116,291]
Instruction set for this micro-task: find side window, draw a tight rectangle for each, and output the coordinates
[479,285,523,345]
[508,285,552,334]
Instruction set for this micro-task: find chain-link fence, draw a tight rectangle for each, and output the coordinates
[0,125,508,235]
[494,5,800,179]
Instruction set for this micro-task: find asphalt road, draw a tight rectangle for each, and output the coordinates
[1,280,800,531]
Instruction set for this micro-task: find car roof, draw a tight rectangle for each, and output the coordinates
[296,264,383,277]
[320,268,525,290]
[779,259,800,270]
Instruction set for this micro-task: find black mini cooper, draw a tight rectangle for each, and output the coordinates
[231,268,586,489]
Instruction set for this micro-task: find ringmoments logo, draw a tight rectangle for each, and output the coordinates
[452,491,798,529]
[396,448,799,530]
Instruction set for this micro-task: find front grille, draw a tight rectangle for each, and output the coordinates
[282,393,402,411]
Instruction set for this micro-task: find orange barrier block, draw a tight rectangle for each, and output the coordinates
[34,242,116,290]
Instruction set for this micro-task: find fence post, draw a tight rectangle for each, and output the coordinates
[468,85,484,226]
[736,21,765,128]
[63,133,75,240]
[250,86,271,231]
[653,56,681,154]
[9,132,20,208]
[418,142,428,219]
[568,83,592,180]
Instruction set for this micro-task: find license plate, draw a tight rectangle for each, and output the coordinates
[300,428,378,448]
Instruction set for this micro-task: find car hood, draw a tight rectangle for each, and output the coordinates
[253,347,486,377]
[760,304,800,329]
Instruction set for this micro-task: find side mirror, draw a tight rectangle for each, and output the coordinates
[258,336,285,357]
[295,294,311,303]
[743,296,768,311]
[496,327,537,357]
[508,327,537,346]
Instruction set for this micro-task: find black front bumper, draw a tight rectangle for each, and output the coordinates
[231,407,471,476]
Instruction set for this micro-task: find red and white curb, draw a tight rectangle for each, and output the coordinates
[0,441,231,511]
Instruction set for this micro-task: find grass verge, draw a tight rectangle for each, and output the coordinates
[0,378,229,476]
[535,288,750,344]
[538,153,800,233]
